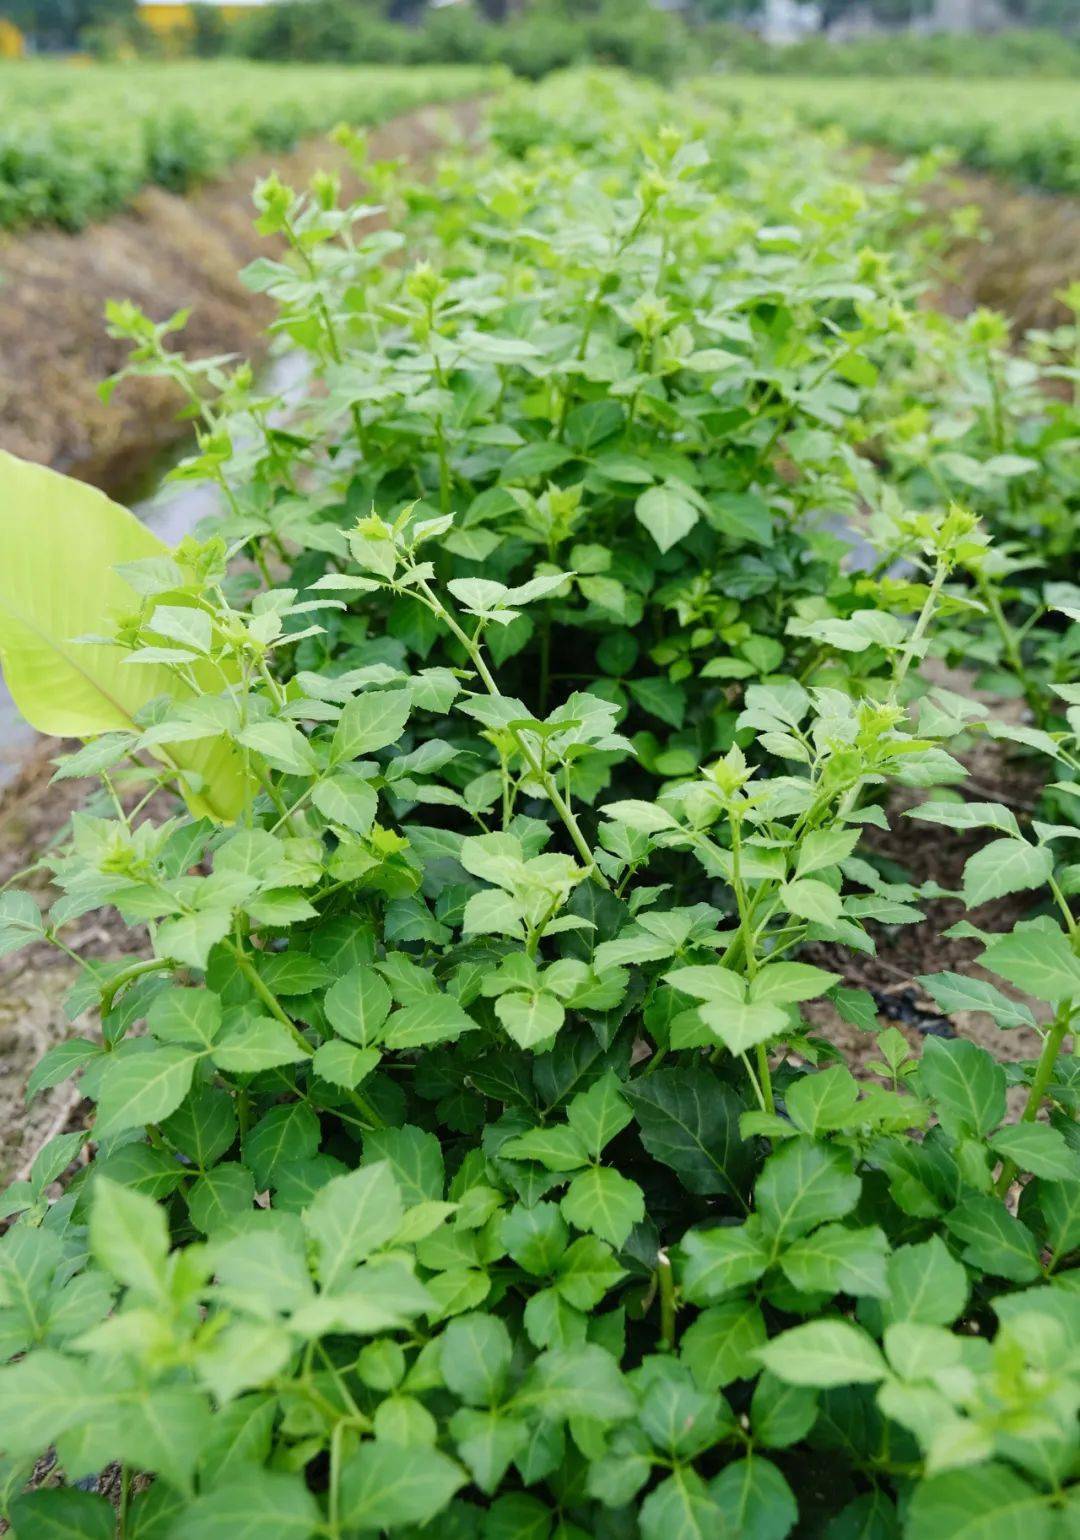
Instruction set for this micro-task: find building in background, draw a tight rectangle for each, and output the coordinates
[0,17,27,54]
[136,0,276,43]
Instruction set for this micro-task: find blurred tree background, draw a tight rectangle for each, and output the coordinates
[2,0,1077,71]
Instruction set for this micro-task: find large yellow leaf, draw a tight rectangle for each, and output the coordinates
[0,449,248,821]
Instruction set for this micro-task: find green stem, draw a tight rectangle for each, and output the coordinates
[893,557,948,693]
[755,1042,775,1115]
[232,943,386,1128]
[1020,1012,1072,1125]
[118,1464,131,1540]
[100,957,172,1016]
[995,1008,1073,1195]
[977,573,1043,724]
[657,1248,677,1350]
[730,817,775,1113]
[228,943,312,1054]
[417,579,607,886]
[328,1420,344,1539]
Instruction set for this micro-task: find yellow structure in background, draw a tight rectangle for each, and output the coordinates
[137,0,275,42]
[0,19,25,58]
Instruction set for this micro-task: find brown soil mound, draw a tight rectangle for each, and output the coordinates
[0,100,477,492]
[859,149,1079,333]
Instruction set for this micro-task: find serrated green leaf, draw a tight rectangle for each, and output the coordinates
[94,1045,200,1140]
[757,1320,887,1387]
[339,1441,466,1530]
[169,1470,321,1539]
[303,1162,403,1289]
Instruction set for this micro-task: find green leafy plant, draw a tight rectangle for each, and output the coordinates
[0,70,1076,1540]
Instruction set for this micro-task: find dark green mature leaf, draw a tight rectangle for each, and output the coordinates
[1032,1177,1080,1259]
[8,1488,113,1540]
[906,1464,1057,1540]
[640,1468,724,1540]
[919,1037,1005,1139]
[750,1373,818,1449]
[0,1349,95,1458]
[147,986,222,1048]
[440,1312,512,1406]
[780,1224,889,1299]
[213,1011,308,1074]
[188,1163,255,1234]
[503,1202,568,1276]
[990,1122,1079,1181]
[324,965,392,1046]
[981,924,1080,1006]
[713,1456,798,1540]
[681,1298,767,1388]
[635,485,699,554]
[90,1177,168,1295]
[339,1441,466,1529]
[331,688,412,764]
[882,1236,969,1327]
[917,972,1036,1031]
[523,1344,636,1422]
[756,1139,861,1242]
[0,890,44,960]
[962,839,1053,907]
[561,1166,644,1248]
[566,1070,633,1156]
[243,1103,320,1189]
[945,1197,1042,1283]
[627,1068,751,1198]
[169,1470,321,1539]
[94,1045,200,1139]
[681,1219,771,1303]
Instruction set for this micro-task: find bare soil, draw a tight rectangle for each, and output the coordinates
[925,171,1079,333]
[0,100,478,491]
[861,148,1079,332]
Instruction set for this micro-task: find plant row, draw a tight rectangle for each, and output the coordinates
[0,68,1077,1540]
[703,74,1080,194]
[0,61,496,231]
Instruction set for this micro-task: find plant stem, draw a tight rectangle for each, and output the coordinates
[893,556,948,693]
[730,815,775,1113]
[99,957,173,1016]
[118,1465,131,1540]
[755,1042,775,1115]
[417,579,607,886]
[228,943,312,1053]
[657,1248,677,1350]
[977,573,1043,724]
[995,1007,1073,1195]
[1020,1011,1072,1125]
[329,1421,344,1539]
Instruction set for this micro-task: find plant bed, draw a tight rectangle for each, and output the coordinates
[0,70,1076,1540]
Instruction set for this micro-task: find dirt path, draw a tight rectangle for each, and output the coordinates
[0,99,479,490]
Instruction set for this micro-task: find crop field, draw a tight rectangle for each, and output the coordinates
[0,60,496,230]
[703,74,1080,192]
[0,65,1078,1540]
